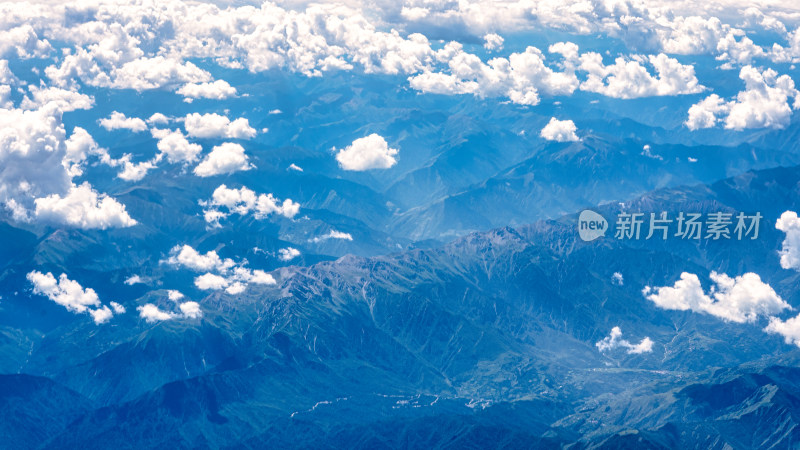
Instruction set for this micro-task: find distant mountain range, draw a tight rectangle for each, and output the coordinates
[4,162,800,448]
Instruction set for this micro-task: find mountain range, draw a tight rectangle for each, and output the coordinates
[3,162,800,448]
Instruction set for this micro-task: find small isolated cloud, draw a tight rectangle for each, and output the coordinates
[194,268,276,294]
[110,301,126,314]
[193,143,254,177]
[686,66,800,130]
[776,211,800,270]
[612,272,624,286]
[177,80,237,101]
[207,267,275,294]
[596,326,653,354]
[335,134,398,171]
[147,113,170,126]
[124,275,143,285]
[641,144,663,160]
[89,306,113,325]
[167,290,184,302]
[116,156,158,182]
[165,244,276,295]
[200,184,300,225]
[166,244,235,272]
[540,117,579,142]
[137,298,202,323]
[195,273,228,290]
[137,304,177,323]
[151,128,202,164]
[483,33,504,51]
[33,182,137,230]
[27,271,119,324]
[179,301,202,319]
[27,271,99,313]
[643,271,790,323]
[309,230,353,243]
[278,247,300,261]
[99,111,147,133]
[288,163,303,172]
[183,113,256,139]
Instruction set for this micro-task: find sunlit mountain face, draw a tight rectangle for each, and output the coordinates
[4,0,800,447]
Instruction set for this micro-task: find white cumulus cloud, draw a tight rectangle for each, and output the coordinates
[686,66,800,130]
[110,301,126,314]
[147,113,170,125]
[183,113,256,139]
[151,128,202,164]
[99,111,147,132]
[179,301,202,319]
[643,271,790,323]
[0,104,133,229]
[540,117,579,142]
[166,244,276,295]
[483,33,504,51]
[596,326,653,354]
[89,306,113,325]
[686,94,730,130]
[409,43,578,106]
[20,86,94,112]
[278,247,301,261]
[33,182,137,230]
[200,184,300,225]
[137,304,177,323]
[193,143,253,177]
[335,134,398,171]
[578,53,704,99]
[177,80,237,101]
[776,211,800,270]
[124,275,143,285]
[137,298,202,323]
[309,230,353,243]
[765,314,800,348]
[194,273,228,291]
[166,244,235,273]
[167,290,185,302]
[27,271,119,324]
